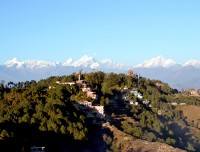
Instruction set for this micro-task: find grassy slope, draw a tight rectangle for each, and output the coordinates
[177,105,200,127]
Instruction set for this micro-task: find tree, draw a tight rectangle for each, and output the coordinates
[102,81,113,96]
[131,126,142,137]
[168,130,174,136]
[186,142,195,151]
[100,96,105,106]
[0,80,5,89]
[30,80,37,87]
[24,81,30,88]
[0,130,14,140]
[166,137,176,145]
[84,71,105,89]
[142,131,157,142]
[7,81,14,88]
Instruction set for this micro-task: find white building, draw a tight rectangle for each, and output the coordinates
[80,101,93,108]
[79,101,105,117]
[94,106,105,116]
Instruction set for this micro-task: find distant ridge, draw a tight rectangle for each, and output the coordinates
[1,55,200,90]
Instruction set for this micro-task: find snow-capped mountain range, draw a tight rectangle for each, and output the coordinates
[4,55,200,69]
[4,55,128,70]
[1,55,200,90]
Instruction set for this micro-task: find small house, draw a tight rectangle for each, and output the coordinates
[87,91,97,99]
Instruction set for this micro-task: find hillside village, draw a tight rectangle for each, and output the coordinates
[53,70,154,119]
[54,70,104,119]
[53,69,199,120]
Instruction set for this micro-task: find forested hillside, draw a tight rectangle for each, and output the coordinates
[0,71,200,152]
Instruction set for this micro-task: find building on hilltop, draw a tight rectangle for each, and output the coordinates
[55,81,76,86]
[155,82,164,88]
[127,69,136,78]
[127,69,134,76]
[188,89,199,96]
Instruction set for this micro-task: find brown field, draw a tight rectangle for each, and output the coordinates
[178,105,200,128]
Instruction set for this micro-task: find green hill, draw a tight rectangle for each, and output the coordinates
[0,71,200,151]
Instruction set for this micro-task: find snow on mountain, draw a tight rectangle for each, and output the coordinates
[64,58,73,66]
[134,56,177,68]
[4,55,200,70]
[5,57,24,68]
[25,60,61,69]
[183,60,200,68]
[62,55,128,70]
[100,59,129,69]
[63,55,100,69]
[5,55,127,70]
[5,57,60,69]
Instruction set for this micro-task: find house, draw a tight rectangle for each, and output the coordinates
[142,100,150,105]
[137,93,143,100]
[130,101,134,105]
[80,101,92,108]
[82,87,92,92]
[65,82,76,86]
[188,89,199,96]
[55,81,76,86]
[130,90,137,95]
[55,81,61,84]
[76,80,86,85]
[155,82,163,88]
[48,86,55,89]
[74,80,98,100]
[157,109,162,115]
[123,86,128,90]
[79,101,105,118]
[171,102,178,106]
[31,146,45,152]
[87,91,97,99]
[135,102,139,105]
[180,103,187,106]
[130,89,144,100]
[94,106,105,117]
[127,69,136,78]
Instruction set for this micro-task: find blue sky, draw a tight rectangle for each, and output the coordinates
[0,0,200,66]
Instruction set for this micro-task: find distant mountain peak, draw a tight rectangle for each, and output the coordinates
[183,60,200,68]
[5,57,24,68]
[134,56,177,68]
[64,58,73,66]
[4,58,60,69]
[64,55,100,69]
